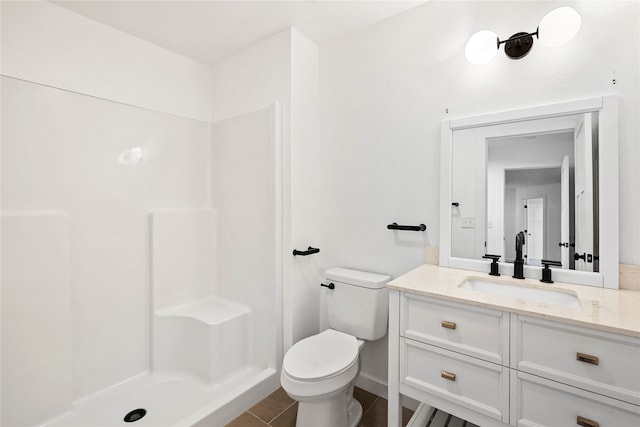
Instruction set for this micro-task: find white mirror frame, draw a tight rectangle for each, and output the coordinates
[440,96,619,289]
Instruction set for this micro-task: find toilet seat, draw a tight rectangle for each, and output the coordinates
[283,329,358,381]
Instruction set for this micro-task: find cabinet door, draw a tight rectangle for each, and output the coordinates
[401,337,509,423]
[401,293,509,364]
[513,315,640,405]
[512,370,640,427]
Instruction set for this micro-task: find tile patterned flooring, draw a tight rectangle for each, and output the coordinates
[225,387,414,427]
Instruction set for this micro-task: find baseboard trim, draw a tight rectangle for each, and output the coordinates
[355,372,420,411]
[355,372,388,399]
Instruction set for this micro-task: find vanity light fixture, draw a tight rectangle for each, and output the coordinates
[464,6,582,64]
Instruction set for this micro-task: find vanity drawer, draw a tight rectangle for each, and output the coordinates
[513,315,640,405]
[400,337,509,423]
[401,293,509,364]
[512,370,640,427]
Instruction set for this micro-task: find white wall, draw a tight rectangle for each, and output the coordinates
[289,30,322,346]
[319,0,639,390]
[211,28,321,351]
[1,0,213,122]
[211,30,291,123]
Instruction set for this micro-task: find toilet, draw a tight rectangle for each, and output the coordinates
[281,267,390,427]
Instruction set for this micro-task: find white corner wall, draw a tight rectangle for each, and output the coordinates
[211,106,280,370]
[289,29,322,348]
[211,29,291,123]
[1,0,213,121]
[319,0,639,391]
[211,28,321,351]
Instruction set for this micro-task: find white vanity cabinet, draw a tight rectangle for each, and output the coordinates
[393,292,511,427]
[388,291,640,427]
[511,315,640,427]
[402,294,509,365]
[512,371,640,427]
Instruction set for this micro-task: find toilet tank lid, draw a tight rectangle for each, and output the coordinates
[324,267,391,289]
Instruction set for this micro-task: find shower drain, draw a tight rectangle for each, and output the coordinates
[123,408,147,423]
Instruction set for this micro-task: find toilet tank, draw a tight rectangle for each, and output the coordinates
[324,267,391,341]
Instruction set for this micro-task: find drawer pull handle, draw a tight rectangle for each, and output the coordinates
[576,352,599,366]
[441,371,456,381]
[577,416,599,427]
[441,321,457,330]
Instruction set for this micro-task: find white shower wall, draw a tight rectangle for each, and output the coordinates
[1,4,290,424]
[1,213,71,426]
[2,5,319,424]
[1,76,211,403]
[1,3,217,414]
[211,106,280,371]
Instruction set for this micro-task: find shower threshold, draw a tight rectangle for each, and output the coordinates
[42,367,276,427]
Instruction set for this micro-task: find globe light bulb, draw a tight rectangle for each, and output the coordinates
[465,30,499,64]
[538,6,582,47]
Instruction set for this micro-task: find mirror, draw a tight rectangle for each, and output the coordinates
[440,97,618,288]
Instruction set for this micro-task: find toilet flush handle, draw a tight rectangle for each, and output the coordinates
[320,282,335,290]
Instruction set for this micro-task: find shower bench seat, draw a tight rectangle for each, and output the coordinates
[153,296,252,384]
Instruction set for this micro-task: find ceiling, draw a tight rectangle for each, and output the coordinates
[53,0,425,65]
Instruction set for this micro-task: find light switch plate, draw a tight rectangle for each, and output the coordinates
[461,217,475,228]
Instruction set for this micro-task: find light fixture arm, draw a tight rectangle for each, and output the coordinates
[497,28,539,48]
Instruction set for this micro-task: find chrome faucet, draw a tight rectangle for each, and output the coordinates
[513,231,525,279]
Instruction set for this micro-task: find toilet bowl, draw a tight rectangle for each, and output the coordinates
[281,329,364,427]
[280,267,391,427]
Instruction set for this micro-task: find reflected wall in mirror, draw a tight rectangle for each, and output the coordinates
[440,97,618,288]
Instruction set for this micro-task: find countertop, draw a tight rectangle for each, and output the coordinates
[387,264,640,338]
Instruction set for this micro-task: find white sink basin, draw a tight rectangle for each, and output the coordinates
[459,278,581,308]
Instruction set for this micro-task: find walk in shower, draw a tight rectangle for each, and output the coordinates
[1,75,282,426]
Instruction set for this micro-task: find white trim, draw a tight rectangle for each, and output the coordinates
[354,371,421,410]
[449,97,603,130]
[271,102,284,372]
[439,121,453,268]
[598,96,619,289]
[355,372,387,399]
[387,290,402,427]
